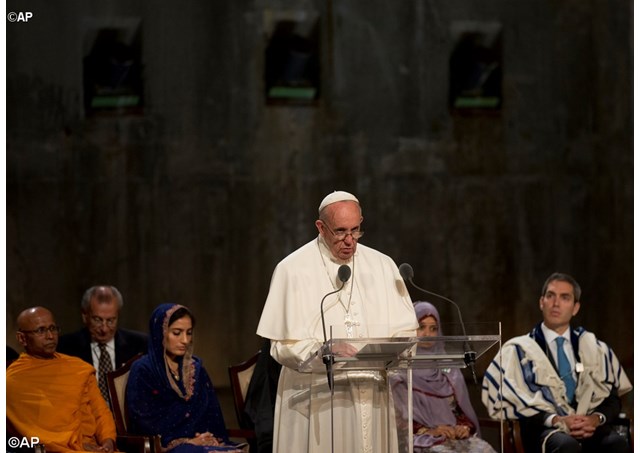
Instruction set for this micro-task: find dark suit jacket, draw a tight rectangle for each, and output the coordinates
[57,327,148,369]
[244,339,282,453]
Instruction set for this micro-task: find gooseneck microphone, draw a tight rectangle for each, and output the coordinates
[320,264,352,390]
[399,263,477,384]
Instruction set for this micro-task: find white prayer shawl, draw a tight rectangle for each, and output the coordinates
[482,330,632,421]
[257,237,418,453]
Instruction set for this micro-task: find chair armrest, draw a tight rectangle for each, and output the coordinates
[116,434,162,453]
[227,428,256,440]
[225,430,252,453]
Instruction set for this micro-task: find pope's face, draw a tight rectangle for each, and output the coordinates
[540,280,580,334]
[315,201,363,261]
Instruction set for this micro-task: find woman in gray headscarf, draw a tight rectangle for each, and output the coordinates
[392,301,496,452]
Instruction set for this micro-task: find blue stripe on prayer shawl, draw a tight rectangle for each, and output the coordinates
[484,361,502,390]
[484,362,521,418]
[499,405,514,420]
[485,358,521,400]
[484,358,529,418]
[502,392,527,418]
[514,345,568,416]
[571,327,583,361]
[586,337,619,391]
[515,345,541,395]
[606,345,621,386]
[614,354,623,385]
[591,337,618,387]
[484,375,524,419]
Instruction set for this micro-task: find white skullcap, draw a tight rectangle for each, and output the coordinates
[318,191,360,213]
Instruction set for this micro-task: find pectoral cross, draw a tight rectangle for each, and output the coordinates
[344,313,360,338]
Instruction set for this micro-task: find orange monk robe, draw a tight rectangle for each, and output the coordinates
[7,352,117,453]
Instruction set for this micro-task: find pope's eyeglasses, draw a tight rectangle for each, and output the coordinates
[321,221,364,241]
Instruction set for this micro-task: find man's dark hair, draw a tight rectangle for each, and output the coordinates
[541,272,581,302]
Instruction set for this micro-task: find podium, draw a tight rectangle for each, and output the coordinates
[299,324,501,453]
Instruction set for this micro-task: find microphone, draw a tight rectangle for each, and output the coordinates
[320,264,352,390]
[337,264,352,286]
[399,263,478,384]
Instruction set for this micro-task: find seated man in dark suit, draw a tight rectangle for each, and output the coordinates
[57,285,147,403]
[243,338,282,453]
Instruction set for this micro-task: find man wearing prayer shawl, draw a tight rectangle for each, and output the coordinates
[256,191,418,453]
[7,307,117,453]
[482,273,632,453]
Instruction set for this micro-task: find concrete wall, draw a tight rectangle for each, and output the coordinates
[6,0,632,415]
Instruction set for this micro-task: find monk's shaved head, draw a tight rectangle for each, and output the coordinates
[17,307,54,330]
[16,307,59,359]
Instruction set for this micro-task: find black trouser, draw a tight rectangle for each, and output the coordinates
[522,424,630,453]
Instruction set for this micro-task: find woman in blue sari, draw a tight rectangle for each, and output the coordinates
[127,303,245,452]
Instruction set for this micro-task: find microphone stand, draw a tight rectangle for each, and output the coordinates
[319,264,351,453]
[405,278,478,384]
[320,283,346,453]
[320,282,346,392]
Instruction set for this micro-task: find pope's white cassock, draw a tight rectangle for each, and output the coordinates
[257,236,418,453]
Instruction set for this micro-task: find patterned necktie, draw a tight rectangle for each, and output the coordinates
[98,343,113,403]
[555,337,576,402]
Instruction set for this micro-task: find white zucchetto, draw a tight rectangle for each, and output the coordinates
[318,191,360,213]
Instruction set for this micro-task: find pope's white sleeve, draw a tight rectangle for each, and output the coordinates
[271,339,321,370]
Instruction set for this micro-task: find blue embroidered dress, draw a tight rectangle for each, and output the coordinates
[127,303,243,452]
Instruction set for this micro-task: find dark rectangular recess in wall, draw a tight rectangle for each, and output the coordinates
[449,21,502,113]
[264,12,320,106]
[83,19,144,117]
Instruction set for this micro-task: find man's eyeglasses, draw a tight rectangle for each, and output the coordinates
[89,316,117,327]
[19,325,61,336]
[321,221,364,241]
